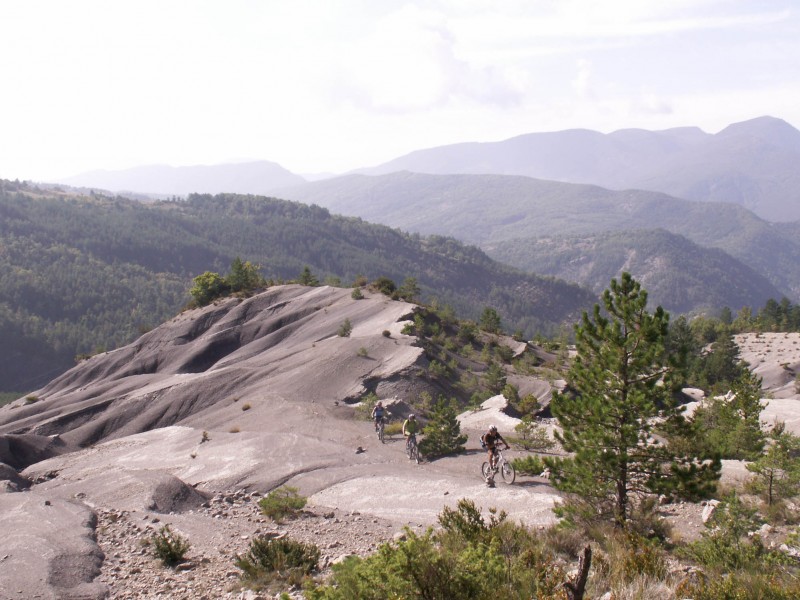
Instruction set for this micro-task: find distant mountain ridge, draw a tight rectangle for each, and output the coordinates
[272,171,800,303]
[355,116,800,222]
[59,160,306,197]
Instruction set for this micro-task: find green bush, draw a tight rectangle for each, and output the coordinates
[351,287,364,300]
[677,571,800,600]
[384,422,403,437]
[151,525,190,567]
[306,501,567,600]
[236,536,320,589]
[258,486,307,523]
[337,318,352,337]
[511,455,546,476]
[681,494,785,571]
[509,418,555,452]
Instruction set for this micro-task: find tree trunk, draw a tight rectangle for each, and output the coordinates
[563,545,592,600]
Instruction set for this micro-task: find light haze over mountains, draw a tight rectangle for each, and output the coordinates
[53,115,800,312]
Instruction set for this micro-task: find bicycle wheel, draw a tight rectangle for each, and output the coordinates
[378,422,384,443]
[500,460,515,484]
[481,462,492,480]
[412,444,420,464]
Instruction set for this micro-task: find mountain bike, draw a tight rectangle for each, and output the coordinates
[406,434,420,464]
[376,417,386,443]
[481,446,515,484]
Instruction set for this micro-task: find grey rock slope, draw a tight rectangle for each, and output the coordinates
[0,284,559,598]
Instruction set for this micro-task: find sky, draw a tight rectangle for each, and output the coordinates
[1,0,798,181]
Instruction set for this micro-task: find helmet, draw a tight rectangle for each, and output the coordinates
[489,425,497,432]
[409,414,416,419]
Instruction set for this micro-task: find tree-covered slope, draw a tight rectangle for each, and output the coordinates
[272,171,800,301]
[0,180,594,392]
[486,228,785,314]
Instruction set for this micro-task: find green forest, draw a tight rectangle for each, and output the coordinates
[0,180,593,393]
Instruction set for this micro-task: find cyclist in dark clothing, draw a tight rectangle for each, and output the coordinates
[481,425,510,484]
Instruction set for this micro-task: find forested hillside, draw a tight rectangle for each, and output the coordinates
[487,228,784,314]
[273,171,800,302]
[0,180,594,392]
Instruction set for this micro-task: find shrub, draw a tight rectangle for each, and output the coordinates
[306,503,568,600]
[151,525,190,567]
[241,403,252,411]
[258,486,307,523]
[428,360,448,378]
[236,536,320,589]
[511,455,546,476]
[200,430,210,443]
[337,318,352,337]
[676,571,800,600]
[509,418,555,452]
[351,287,364,300]
[24,395,39,404]
[190,271,229,306]
[384,422,403,437]
[382,329,391,337]
[357,347,369,357]
[496,345,515,363]
[681,494,781,571]
[371,276,396,296]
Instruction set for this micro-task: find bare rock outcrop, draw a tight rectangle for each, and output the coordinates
[0,492,107,599]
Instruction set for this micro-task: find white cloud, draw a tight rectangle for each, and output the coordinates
[0,0,798,179]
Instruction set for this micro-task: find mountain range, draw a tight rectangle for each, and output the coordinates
[354,116,800,223]
[273,171,800,308]
[48,116,800,314]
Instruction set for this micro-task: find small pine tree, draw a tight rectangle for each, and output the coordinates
[694,370,766,460]
[227,256,264,293]
[746,422,800,506]
[418,398,467,459]
[337,318,352,337]
[479,307,502,334]
[298,266,319,286]
[398,276,421,302]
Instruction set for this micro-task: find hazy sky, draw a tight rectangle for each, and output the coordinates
[1,0,798,180]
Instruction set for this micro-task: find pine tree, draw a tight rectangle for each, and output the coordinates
[418,399,467,459]
[695,370,766,460]
[746,422,800,506]
[547,273,719,529]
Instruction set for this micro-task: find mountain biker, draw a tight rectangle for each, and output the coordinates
[481,425,510,484]
[402,414,419,452]
[371,401,386,432]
